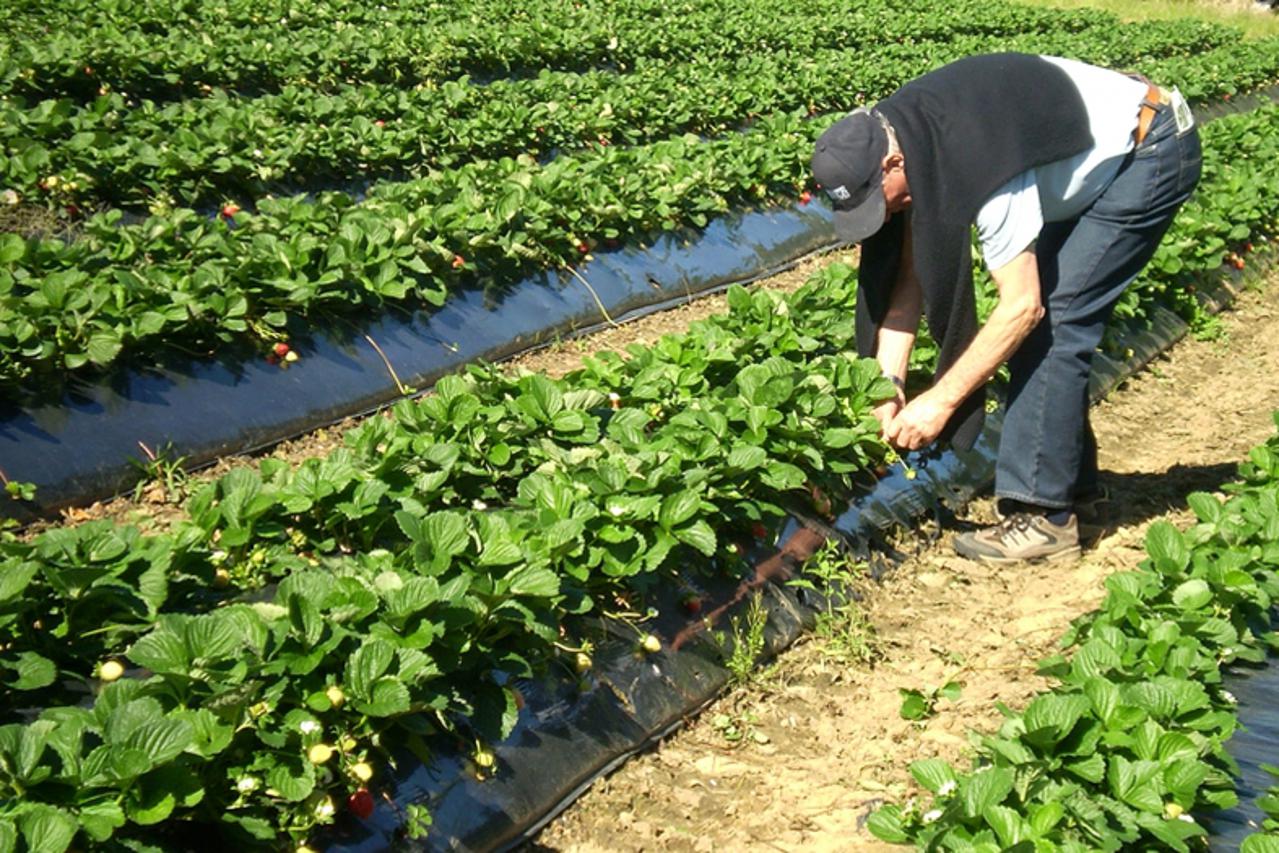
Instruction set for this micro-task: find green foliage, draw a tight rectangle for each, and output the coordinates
[1,0,1279,392]
[899,681,964,722]
[0,268,894,849]
[869,413,1279,851]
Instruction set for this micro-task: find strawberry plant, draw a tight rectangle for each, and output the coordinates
[870,415,1279,851]
[0,267,899,850]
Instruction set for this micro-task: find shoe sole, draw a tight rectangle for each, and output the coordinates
[953,542,1083,565]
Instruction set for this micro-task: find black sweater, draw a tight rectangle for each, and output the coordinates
[856,53,1094,449]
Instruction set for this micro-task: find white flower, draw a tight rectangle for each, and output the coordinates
[1177,814,1195,823]
[1,189,19,206]
[922,809,943,824]
[253,148,263,158]
[1221,647,1234,657]
[299,720,320,735]
[1222,690,1238,705]
[472,499,489,511]
[609,505,624,517]
[236,776,260,793]
[937,780,957,796]
[314,796,335,818]
[608,392,621,402]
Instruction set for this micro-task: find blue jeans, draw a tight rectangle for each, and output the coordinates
[995,103,1202,509]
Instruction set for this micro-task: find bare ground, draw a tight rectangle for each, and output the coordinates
[529,274,1279,853]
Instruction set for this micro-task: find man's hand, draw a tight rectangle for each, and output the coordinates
[883,389,954,450]
[872,391,905,432]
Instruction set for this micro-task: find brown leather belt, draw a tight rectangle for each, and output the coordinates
[1135,82,1171,146]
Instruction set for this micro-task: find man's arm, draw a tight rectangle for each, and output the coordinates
[872,220,922,424]
[883,248,1043,449]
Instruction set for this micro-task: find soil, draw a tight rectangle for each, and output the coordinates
[528,274,1279,853]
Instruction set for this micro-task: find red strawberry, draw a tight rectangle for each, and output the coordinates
[799,191,812,205]
[1233,257,1245,270]
[750,522,768,540]
[1245,242,1255,253]
[577,242,590,254]
[374,119,386,128]
[680,593,703,616]
[452,254,465,269]
[347,789,375,819]
[221,203,240,219]
[273,342,290,357]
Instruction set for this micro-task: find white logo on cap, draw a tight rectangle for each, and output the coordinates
[828,185,851,201]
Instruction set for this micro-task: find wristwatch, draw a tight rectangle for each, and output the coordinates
[885,373,906,394]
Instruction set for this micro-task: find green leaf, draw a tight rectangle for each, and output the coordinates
[909,758,956,794]
[346,640,395,699]
[18,806,77,853]
[354,679,411,717]
[128,626,189,673]
[124,716,194,767]
[1171,578,1213,611]
[1242,835,1279,853]
[659,490,702,528]
[6,651,57,690]
[0,820,15,853]
[865,804,908,843]
[726,445,767,470]
[422,511,470,567]
[899,689,930,721]
[984,804,1028,848]
[674,520,716,556]
[266,760,317,802]
[86,329,124,366]
[0,233,25,264]
[1136,812,1205,851]
[1022,693,1090,747]
[0,563,37,602]
[1186,492,1222,524]
[1028,801,1065,837]
[504,564,560,599]
[1146,522,1190,574]
[961,767,1014,818]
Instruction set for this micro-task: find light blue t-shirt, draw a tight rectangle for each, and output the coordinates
[975,56,1151,271]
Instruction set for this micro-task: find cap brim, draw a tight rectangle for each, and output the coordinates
[830,183,887,244]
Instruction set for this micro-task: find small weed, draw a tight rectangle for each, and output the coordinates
[898,681,963,721]
[131,441,190,504]
[710,710,768,745]
[789,542,880,666]
[715,592,769,685]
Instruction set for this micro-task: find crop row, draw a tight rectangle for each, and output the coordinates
[0,23,1254,214]
[0,0,1169,105]
[4,93,1279,849]
[869,416,1279,851]
[6,37,1279,396]
[0,269,895,849]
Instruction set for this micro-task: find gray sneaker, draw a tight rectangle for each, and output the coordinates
[953,512,1081,564]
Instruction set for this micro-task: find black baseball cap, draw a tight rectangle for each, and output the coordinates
[811,108,890,243]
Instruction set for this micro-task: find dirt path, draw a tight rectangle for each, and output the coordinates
[529,273,1279,853]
